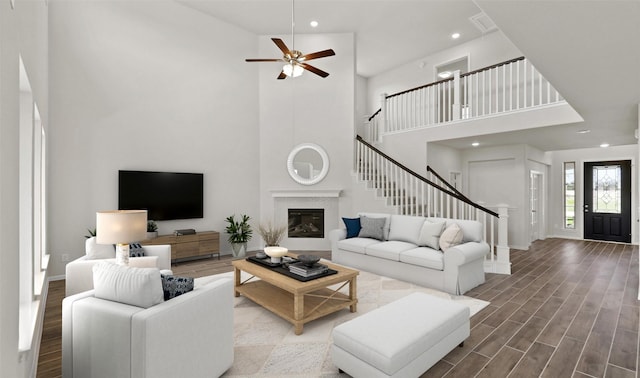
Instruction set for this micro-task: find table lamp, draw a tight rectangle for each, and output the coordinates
[96,210,147,265]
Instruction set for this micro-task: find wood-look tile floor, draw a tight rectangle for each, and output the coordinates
[37,239,639,378]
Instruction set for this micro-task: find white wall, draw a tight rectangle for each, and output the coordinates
[257,33,355,249]
[462,144,549,250]
[48,1,260,275]
[426,143,463,186]
[366,31,521,115]
[1,0,49,376]
[548,144,638,243]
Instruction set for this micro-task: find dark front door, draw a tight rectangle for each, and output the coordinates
[583,160,631,243]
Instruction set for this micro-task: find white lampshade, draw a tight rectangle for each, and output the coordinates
[283,63,303,77]
[96,210,147,245]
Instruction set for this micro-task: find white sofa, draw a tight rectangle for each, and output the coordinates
[330,213,488,295]
[62,266,234,378]
[65,242,172,296]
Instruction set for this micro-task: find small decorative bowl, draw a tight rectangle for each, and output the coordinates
[264,246,288,263]
[255,251,267,259]
[298,254,321,267]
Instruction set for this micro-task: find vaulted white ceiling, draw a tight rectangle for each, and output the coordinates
[177,0,640,152]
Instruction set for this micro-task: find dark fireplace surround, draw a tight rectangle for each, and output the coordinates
[288,208,324,238]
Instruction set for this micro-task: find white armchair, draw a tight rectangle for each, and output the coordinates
[65,244,172,296]
[62,271,234,378]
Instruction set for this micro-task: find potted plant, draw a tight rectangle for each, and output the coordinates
[225,214,252,258]
[147,220,158,239]
[85,228,96,239]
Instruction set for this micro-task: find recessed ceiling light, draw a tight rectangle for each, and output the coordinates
[310,20,318,28]
[451,32,461,39]
[576,129,591,134]
[472,142,480,147]
[600,143,610,148]
[438,71,452,79]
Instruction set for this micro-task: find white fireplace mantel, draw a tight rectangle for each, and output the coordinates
[270,190,342,198]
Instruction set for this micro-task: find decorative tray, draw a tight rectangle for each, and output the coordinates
[247,255,298,267]
[246,256,338,282]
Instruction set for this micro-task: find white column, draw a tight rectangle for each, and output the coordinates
[495,204,511,274]
[452,70,461,121]
[379,93,387,143]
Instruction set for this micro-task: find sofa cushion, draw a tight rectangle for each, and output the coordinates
[399,247,444,270]
[85,237,116,260]
[92,262,164,308]
[358,213,392,240]
[388,215,426,245]
[337,238,381,254]
[358,216,386,241]
[429,217,483,242]
[366,241,416,261]
[439,223,464,250]
[418,220,446,250]
[342,217,361,239]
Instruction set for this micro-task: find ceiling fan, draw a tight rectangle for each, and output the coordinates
[245,0,335,79]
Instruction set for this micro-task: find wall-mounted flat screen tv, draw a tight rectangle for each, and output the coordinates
[118,170,204,221]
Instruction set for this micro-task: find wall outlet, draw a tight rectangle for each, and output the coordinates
[61,253,70,262]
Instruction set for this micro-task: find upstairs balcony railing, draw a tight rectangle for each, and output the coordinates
[365,56,565,142]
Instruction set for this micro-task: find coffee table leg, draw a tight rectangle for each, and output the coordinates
[294,293,304,335]
[349,277,357,312]
[234,267,241,297]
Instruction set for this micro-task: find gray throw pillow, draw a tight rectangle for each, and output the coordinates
[358,216,386,240]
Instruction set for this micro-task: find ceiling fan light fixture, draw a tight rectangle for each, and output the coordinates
[283,62,304,77]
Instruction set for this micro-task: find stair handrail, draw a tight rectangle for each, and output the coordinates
[366,56,527,123]
[356,135,499,218]
[426,165,469,201]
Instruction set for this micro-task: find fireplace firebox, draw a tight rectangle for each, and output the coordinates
[288,209,324,238]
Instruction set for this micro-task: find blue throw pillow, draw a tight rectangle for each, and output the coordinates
[342,217,361,239]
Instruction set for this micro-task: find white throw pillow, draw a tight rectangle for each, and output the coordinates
[439,223,464,251]
[85,237,116,260]
[92,262,164,308]
[418,220,446,250]
[388,215,426,245]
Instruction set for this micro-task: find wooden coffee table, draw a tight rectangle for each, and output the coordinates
[232,254,359,335]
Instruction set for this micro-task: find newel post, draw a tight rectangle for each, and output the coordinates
[452,70,461,121]
[379,93,387,143]
[496,204,511,274]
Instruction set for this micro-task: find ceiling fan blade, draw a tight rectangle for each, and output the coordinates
[300,49,336,61]
[271,38,291,55]
[245,58,282,62]
[300,63,330,78]
[277,71,287,80]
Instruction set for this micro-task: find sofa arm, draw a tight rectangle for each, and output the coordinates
[141,245,171,271]
[62,290,97,378]
[131,277,234,378]
[330,228,347,243]
[444,242,489,267]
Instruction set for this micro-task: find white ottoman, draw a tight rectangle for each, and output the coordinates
[332,292,470,378]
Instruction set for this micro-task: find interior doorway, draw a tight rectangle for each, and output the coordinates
[583,160,631,243]
[529,171,543,242]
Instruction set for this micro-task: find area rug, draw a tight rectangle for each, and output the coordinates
[195,269,489,377]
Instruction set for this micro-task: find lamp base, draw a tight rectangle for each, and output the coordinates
[115,243,130,265]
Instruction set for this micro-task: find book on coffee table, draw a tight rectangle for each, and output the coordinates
[289,262,329,277]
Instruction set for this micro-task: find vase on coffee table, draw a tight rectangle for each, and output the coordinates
[264,246,288,263]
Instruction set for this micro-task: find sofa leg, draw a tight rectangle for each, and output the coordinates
[458,341,464,348]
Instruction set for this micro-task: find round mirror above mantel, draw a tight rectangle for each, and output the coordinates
[287,143,329,185]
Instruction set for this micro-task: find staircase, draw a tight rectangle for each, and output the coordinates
[354,137,511,274]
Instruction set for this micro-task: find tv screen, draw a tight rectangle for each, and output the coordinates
[118,170,204,221]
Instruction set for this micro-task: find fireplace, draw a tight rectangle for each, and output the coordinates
[288,208,324,238]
